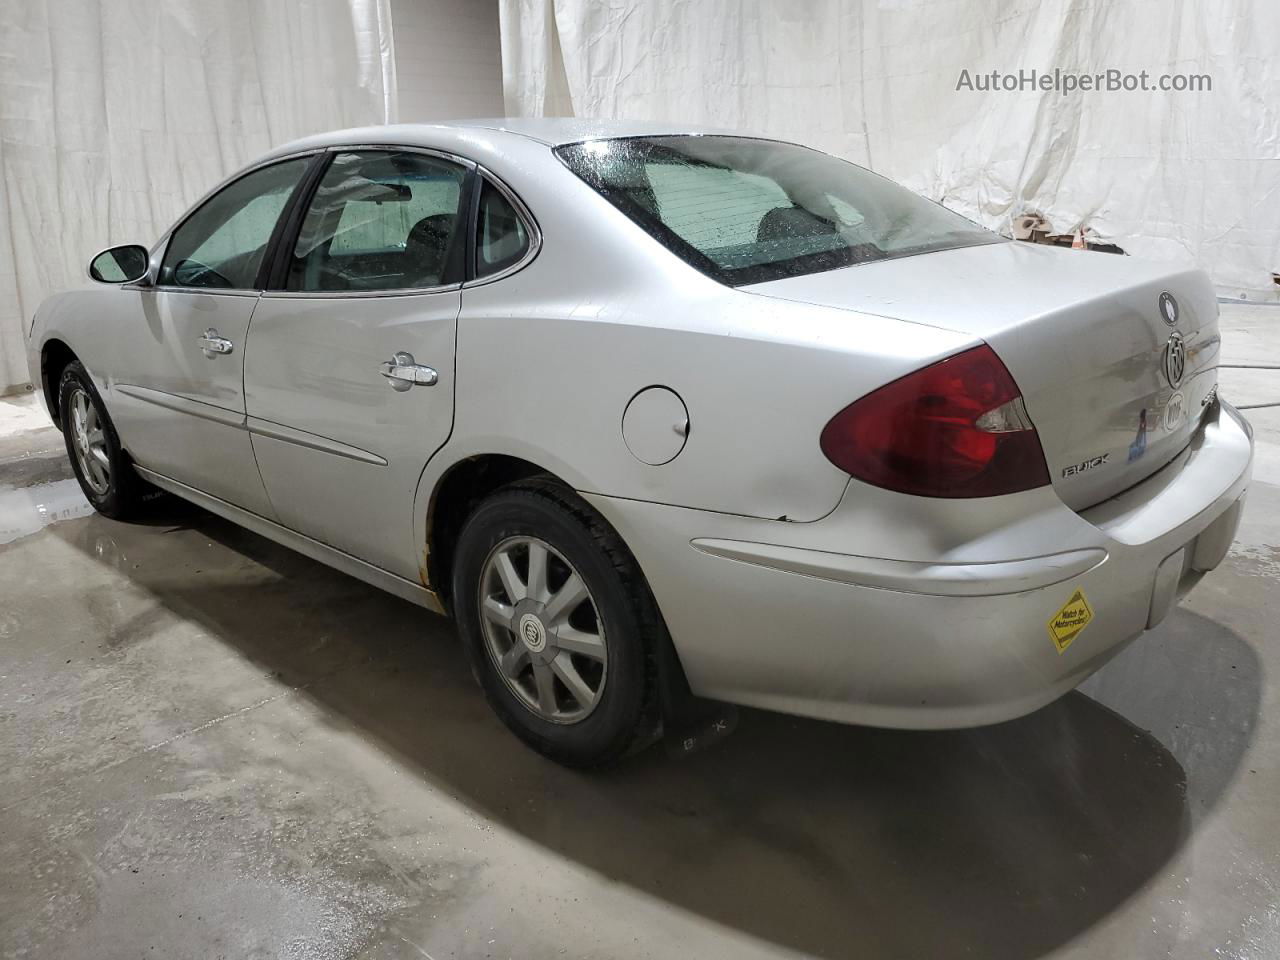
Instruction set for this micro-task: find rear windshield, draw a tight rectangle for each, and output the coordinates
[555,136,1002,286]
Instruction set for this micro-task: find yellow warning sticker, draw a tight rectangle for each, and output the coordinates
[1047,589,1094,654]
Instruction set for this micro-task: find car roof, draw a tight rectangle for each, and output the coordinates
[453,117,742,145]
[263,117,748,161]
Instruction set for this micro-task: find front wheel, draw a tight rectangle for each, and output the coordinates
[452,479,662,767]
[58,361,148,519]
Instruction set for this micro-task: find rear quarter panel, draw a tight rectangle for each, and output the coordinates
[415,141,975,539]
[445,281,973,521]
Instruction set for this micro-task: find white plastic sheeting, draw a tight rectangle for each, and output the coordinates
[500,0,1280,300]
[0,0,397,393]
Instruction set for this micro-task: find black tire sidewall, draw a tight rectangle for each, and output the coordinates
[453,485,651,766]
[58,362,135,519]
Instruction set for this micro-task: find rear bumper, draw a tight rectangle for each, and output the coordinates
[587,400,1252,729]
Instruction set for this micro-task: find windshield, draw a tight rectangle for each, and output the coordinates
[556,135,1002,286]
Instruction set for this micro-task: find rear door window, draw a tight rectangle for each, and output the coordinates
[286,151,469,292]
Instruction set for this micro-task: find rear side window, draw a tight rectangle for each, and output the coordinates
[161,158,309,289]
[556,136,1000,286]
[287,150,468,292]
[475,179,530,278]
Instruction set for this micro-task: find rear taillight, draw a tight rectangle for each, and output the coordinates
[820,344,1050,498]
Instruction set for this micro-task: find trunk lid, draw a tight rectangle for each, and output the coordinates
[744,241,1220,511]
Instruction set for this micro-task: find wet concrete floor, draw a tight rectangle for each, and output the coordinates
[2,305,1279,959]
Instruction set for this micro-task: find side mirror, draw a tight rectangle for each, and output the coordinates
[88,245,150,284]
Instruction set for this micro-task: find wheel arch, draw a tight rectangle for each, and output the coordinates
[39,335,143,471]
[422,452,550,612]
[419,449,700,733]
[39,338,80,430]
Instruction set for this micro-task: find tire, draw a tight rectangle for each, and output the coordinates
[58,361,148,520]
[452,478,661,767]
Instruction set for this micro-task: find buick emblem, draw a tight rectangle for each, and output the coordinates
[1158,292,1179,327]
[518,613,547,652]
[1163,332,1186,389]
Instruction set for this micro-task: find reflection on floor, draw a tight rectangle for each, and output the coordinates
[0,477,95,545]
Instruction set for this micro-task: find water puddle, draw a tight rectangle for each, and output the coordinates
[0,478,93,546]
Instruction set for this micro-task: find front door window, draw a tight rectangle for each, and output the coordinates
[160,158,310,290]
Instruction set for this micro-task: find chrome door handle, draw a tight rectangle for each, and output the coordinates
[197,328,234,357]
[380,351,438,391]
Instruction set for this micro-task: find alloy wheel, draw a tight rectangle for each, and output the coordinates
[69,387,110,496]
[477,535,608,723]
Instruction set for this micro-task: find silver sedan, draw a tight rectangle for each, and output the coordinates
[26,119,1252,766]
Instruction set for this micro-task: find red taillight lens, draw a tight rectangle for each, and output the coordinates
[820,344,1051,498]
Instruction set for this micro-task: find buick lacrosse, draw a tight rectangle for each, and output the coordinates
[28,119,1252,766]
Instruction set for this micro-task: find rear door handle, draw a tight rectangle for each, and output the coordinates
[380,351,438,391]
[197,328,234,357]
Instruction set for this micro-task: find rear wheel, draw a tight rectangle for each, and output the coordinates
[452,479,660,767]
[58,361,148,519]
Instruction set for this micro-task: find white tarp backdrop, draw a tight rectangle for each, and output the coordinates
[500,0,1280,300]
[0,0,397,393]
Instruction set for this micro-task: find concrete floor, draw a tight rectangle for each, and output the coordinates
[2,304,1278,960]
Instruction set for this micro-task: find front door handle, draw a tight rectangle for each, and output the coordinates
[380,351,438,391]
[197,328,234,357]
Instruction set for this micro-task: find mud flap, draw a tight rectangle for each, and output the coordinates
[663,700,739,758]
[652,617,739,758]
